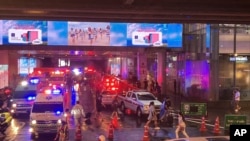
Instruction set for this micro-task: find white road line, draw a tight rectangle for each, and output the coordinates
[186,119,224,129]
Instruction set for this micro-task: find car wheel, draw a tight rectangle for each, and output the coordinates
[30,133,36,139]
[136,108,142,118]
[120,103,125,113]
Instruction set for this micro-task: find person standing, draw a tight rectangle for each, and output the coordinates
[175,112,189,139]
[145,101,160,129]
[234,88,241,111]
[143,78,148,90]
[54,120,69,141]
[71,101,85,127]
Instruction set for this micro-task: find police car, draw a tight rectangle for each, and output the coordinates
[29,87,65,138]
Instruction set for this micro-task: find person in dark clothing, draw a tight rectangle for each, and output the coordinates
[143,78,148,90]
[96,94,105,120]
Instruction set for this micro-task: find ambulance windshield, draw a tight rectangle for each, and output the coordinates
[32,103,63,113]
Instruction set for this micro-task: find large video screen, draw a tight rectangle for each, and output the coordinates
[2,20,47,45]
[68,22,110,46]
[0,20,2,45]
[127,23,183,47]
[48,21,68,45]
[110,23,127,46]
[0,19,183,48]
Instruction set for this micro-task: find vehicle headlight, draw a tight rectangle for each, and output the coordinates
[12,103,17,108]
[57,119,62,124]
[31,120,37,125]
[143,105,149,111]
[64,113,67,117]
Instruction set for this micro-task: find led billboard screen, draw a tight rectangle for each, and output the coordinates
[2,20,47,45]
[0,20,2,45]
[68,22,110,46]
[48,21,68,45]
[0,20,183,47]
[127,23,183,47]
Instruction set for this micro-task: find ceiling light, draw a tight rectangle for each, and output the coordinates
[24,10,46,14]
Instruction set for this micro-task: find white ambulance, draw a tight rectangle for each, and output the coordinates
[29,88,65,139]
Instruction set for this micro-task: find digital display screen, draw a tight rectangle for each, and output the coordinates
[181,102,207,116]
[0,20,183,47]
[48,21,68,45]
[127,23,183,47]
[2,20,47,45]
[68,21,110,46]
[0,20,2,45]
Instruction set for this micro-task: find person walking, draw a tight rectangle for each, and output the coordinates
[71,101,85,127]
[175,112,189,139]
[234,88,241,112]
[145,101,160,129]
[54,120,69,141]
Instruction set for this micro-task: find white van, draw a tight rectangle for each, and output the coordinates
[29,90,65,139]
[11,82,38,116]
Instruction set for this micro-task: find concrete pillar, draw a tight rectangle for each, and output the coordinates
[121,57,128,79]
[137,49,147,81]
[157,49,166,95]
[210,24,220,101]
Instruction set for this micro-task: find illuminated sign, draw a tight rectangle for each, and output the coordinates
[230,56,248,62]
[8,29,42,44]
[2,20,47,45]
[0,20,183,47]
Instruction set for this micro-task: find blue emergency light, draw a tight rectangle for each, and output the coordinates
[52,89,62,95]
[29,77,40,84]
[27,96,36,101]
[56,111,61,115]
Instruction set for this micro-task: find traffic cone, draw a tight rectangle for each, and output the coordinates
[213,116,221,134]
[112,114,119,129]
[107,124,114,141]
[199,116,207,132]
[98,135,106,141]
[142,126,150,141]
[75,125,82,141]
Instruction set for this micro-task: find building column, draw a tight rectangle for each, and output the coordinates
[157,49,166,95]
[121,57,128,79]
[137,49,147,82]
[210,24,220,101]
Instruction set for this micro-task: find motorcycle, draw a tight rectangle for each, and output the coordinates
[0,109,12,135]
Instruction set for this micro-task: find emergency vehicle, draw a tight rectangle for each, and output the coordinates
[10,80,38,116]
[29,87,65,138]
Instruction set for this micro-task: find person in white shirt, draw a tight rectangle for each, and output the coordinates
[71,101,85,127]
[145,101,160,130]
[234,88,241,110]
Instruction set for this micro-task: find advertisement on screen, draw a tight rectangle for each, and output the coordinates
[0,20,2,45]
[127,23,183,47]
[2,20,47,45]
[110,23,127,46]
[68,22,110,46]
[48,21,68,45]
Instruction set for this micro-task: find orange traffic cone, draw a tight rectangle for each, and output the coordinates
[108,124,114,141]
[213,116,221,134]
[75,125,82,141]
[112,114,119,129]
[200,116,207,132]
[97,135,106,141]
[142,126,150,141]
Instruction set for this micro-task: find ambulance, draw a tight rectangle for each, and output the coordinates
[29,87,65,138]
[10,80,38,116]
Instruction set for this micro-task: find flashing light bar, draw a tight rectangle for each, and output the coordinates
[29,77,40,84]
[27,96,36,101]
[56,111,61,115]
[52,89,62,95]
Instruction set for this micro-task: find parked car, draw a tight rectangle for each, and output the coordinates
[101,90,117,106]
